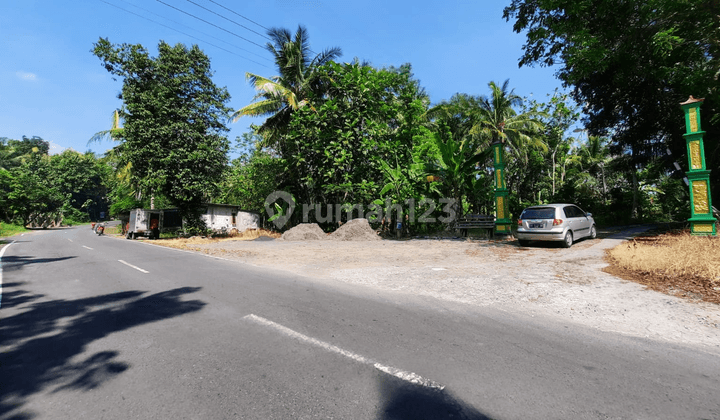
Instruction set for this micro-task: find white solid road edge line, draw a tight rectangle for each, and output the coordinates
[243,314,445,390]
[118,259,150,274]
[0,241,17,309]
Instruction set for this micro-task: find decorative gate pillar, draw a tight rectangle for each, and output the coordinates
[492,142,511,235]
[680,96,716,235]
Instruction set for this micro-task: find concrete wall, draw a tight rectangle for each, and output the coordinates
[202,205,260,232]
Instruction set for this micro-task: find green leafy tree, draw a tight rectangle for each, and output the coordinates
[8,136,50,157]
[216,133,284,212]
[231,25,342,148]
[5,153,63,227]
[269,62,428,230]
[0,138,20,171]
[48,150,110,223]
[0,137,58,226]
[93,38,232,231]
[503,0,720,201]
[522,91,579,198]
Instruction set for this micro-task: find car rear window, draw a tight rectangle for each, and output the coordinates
[521,208,555,219]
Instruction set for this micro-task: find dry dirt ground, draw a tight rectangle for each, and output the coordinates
[147,224,720,355]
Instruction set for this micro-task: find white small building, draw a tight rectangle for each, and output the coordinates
[123,204,261,239]
[201,203,260,233]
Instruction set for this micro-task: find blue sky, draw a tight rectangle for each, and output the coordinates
[1,0,566,157]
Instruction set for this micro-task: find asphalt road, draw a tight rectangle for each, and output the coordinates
[1,226,719,420]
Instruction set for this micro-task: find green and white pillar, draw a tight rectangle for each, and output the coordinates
[680,96,716,235]
[492,142,511,235]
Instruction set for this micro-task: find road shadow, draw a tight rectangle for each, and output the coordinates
[1,255,77,273]
[376,374,492,420]
[0,282,44,310]
[0,284,205,420]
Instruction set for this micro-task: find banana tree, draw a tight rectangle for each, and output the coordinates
[424,130,492,223]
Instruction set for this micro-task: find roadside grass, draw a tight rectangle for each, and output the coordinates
[605,230,720,304]
[155,228,281,250]
[0,223,26,238]
[103,225,122,235]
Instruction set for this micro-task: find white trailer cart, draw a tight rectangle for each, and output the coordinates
[126,208,183,239]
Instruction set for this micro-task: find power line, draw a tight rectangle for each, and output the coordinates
[205,0,269,31]
[97,0,271,68]
[156,0,266,49]
[116,0,271,62]
[183,0,270,41]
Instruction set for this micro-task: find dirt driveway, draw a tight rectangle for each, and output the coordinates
[175,227,720,354]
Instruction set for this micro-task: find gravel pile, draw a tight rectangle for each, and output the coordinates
[328,218,381,241]
[280,219,380,241]
[280,223,327,241]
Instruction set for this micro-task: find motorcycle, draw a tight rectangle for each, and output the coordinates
[95,223,105,236]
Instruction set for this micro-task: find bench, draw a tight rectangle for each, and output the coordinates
[455,214,495,238]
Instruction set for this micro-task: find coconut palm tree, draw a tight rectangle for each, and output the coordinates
[88,109,124,145]
[471,80,546,159]
[578,134,610,203]
[465,80,546,233]
[231,25,342,147]
[88,110,146,208]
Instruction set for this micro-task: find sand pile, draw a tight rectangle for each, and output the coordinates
[328,218,380,241]
[281,223,327,241]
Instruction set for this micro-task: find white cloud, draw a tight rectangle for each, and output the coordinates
[48,141,69,155]
[16,71,37,81]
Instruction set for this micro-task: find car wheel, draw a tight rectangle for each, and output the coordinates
[518,239,530,247]
[589,225,597,240]
[562,231,573,248]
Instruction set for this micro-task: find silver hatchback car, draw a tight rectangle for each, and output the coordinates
[516,203,596,248]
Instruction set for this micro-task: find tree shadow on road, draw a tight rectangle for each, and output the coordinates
[376,374,493,420]
[0,283,205,420]
[0,282,43,310]
[1,255,77,273]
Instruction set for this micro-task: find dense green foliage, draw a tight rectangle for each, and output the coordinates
[222,23,700,233]
[216,133,285,211]
[93,38,232,231]
[4,14,706,235]
[283,62,428,207]
[0,136,109,227]
[503,0,719,204]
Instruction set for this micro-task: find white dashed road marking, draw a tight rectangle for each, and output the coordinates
[118,260,149,274]
[243,314,445,390]
[82,246,93,250]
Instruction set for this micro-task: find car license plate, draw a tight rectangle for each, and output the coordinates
[529,223,543,228]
